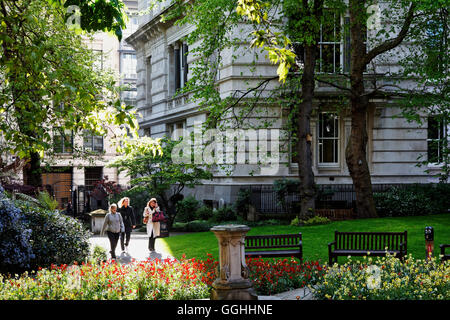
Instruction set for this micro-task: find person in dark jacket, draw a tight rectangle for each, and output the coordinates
[118,197,136,253]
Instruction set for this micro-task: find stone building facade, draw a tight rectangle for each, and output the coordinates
[126,1,447,207]
[37,1,139,212]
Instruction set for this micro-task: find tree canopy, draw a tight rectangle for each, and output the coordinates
[0,0,140,168]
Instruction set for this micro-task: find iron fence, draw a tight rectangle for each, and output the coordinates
[246,183,437,215]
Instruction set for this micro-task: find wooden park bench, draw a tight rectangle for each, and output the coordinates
[245,233,303,261]
[440,244,450,262]
[328,230,407,265]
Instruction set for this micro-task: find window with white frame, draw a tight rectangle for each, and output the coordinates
[427,116,448,164]
[121,53,137,79]
[173,41,188,92]
[53,128,73,154]
[122,88,137,107]
[168,120,186,140]
[318,112,339,165]
[318,10,342,73]
[83,130,104,153]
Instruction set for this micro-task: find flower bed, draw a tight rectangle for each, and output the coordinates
[312,254,450,300]
[0,254,324,300]
[246,257,325,295]
[0,258,213,300]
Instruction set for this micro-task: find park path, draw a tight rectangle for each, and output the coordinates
[88,231,315,300]
[89,231,177,263]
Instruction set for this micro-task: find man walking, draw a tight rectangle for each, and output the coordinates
[118,197,136,253]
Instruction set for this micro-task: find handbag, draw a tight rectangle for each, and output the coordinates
[152,210,165,222]
[158,221,169,238]
[143,215,149,224]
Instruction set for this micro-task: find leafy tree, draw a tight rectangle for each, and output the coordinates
[108,137,212,227]
[50,0,127,40]
[91,176,124,207]
[0,0,138,186]
[237,0,440,218]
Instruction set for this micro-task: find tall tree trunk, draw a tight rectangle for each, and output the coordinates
[296,44,317,219]
[24,151,42,187]
[346,0,377,218]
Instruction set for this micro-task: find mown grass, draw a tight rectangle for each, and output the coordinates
[161,213,450,263]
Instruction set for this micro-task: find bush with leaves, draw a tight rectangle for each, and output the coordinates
[234,188,252,220]
[175,196,201,223]
[0,186,34,274]
[15,201,91,270]
[91,245,108,264]
[195,205,214,220]
[212,206,237,222]
[374,183,450,217]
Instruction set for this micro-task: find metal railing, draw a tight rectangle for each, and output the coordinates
[246,183,437,215]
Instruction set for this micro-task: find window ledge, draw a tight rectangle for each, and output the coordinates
[318,164,340,171]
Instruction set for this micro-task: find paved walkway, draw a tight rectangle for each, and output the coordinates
[89,232,316,300]
[89,231,176,263]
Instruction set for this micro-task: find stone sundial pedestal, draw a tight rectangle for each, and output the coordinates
[210,224,258,300]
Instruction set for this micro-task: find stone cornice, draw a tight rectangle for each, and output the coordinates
[125,3,176,50]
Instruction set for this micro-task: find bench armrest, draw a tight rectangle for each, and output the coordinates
[328,241,336,249]
[399,242,407,256]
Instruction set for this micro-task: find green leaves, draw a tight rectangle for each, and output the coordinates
[237,0,297,83]
[53,0,127,40]
[108,136,212,199]
[0,0,137,164]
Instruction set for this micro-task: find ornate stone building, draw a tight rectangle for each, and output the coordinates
[126,1,447,208]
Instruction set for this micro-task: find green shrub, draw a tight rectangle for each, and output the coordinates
[234,188,251,219]
[212,206,237,222]
[91,245,107,264]
[16,202,91,270]
[195,206,214,220]
[302,215,331,226]
[171,220,213,232]
[273,178,300,208]
[0,187,34,274]
[171,222,188,231]
[374,183,450,217]
[175,196,200,222]
[290,215,331,226]
[37,191,59,211]
[185,220,212,232]
[290,216,300,226]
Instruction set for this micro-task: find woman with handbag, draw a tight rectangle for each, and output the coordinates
[143,198,163,253]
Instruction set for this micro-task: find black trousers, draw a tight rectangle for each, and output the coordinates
[120,229,132,250]
[148,230,156,251]
[107,231,120,259]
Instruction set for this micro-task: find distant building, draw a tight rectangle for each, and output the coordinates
[35,1,139,213]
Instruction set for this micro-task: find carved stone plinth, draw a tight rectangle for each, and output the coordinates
[210,224,258,300]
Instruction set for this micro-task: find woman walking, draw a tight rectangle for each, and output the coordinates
[118,197,136,253]
[101,203,125,260]
[143,198,161,253]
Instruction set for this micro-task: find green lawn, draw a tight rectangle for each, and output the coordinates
[161,213,450,263]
